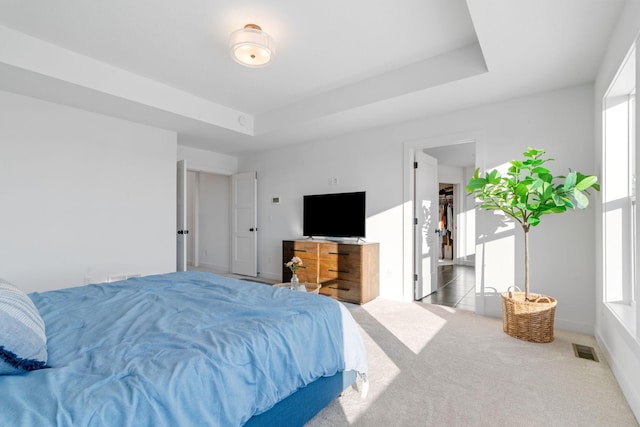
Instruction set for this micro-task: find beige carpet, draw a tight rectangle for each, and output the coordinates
[307,299,639,427]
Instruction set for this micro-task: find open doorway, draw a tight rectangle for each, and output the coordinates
[438,183,455,265]
[420,143,476,311]
[186,170,231,273]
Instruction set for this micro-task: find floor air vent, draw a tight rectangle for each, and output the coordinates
[572,343,599,362]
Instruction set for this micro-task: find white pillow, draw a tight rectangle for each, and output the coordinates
[0,279,48,374]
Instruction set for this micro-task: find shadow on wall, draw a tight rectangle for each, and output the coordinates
[476,210,517,317]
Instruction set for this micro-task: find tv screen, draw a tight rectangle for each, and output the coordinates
[303,191,366,238]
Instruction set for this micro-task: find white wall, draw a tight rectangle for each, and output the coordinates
[0,90,177,292]
[239,131,403,291]
[438,164,464,184]
[594,0,640,421]
[462,165,476,266]
[239,84,596,333]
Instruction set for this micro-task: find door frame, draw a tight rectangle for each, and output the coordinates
[402,132,482,306]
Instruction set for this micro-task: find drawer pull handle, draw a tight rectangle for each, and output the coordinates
[328,252,350,256]
[328,285,350,291]
[293,249,307,252]
[328,269,349,274]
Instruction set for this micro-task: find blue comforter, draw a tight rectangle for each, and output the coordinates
[0,272,348,426]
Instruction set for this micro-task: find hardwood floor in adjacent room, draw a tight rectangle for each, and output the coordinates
[422,263,476,311]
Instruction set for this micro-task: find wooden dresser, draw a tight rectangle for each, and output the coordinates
[282,240,379,304]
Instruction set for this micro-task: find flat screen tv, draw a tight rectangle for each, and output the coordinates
[303,191,366,238]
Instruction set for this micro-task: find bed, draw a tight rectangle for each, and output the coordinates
[0,271,368,426]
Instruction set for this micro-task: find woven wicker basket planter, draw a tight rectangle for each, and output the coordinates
[501,287,557,343]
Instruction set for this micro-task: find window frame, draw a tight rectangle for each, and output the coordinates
[602,44,637,337]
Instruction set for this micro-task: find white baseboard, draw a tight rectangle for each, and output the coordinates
[188,262,281,283]
[189,261,229,273]
[554,317,594,335]
[596,328,640,424]
[258,271,281,282]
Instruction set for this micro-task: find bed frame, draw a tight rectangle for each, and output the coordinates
[245,370,356,426]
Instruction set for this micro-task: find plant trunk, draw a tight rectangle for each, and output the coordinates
[523,224,530,301]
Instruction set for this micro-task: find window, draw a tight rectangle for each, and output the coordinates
[603,44,637,334]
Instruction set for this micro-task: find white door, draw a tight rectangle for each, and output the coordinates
[176,160,188,272]
[231,171,257,277]
[414,151,439,299]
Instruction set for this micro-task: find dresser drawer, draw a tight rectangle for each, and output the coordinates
[319,243,361,258]
[283,240,318,282]
[284,241,317,260]
[319,244,361,281]
[319,258,361,282]
[319,280,362,304]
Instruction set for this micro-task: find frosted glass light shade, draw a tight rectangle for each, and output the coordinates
[230,24,275,68]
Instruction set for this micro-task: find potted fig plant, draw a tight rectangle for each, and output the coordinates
[466,147,599,343]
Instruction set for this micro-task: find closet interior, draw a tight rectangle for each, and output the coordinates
[438,184,454,261]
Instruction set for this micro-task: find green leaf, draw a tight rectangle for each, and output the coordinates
[530,178,544,192]
[564,172,577,190]
[573,188,589,209]
[515,183,528,197]
[480,202,499,210]
[531,166,550,175]
[528,217,541,226]
[488,169,501,184]
[538,172,553,183]
[563,197,575,209]
[466,178,487,191]
[539,206,567,215]
[551,193,564,206]
[523,147,545,159]
[576,175,598,191]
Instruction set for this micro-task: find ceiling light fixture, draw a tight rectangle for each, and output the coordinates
[230,24,275,68]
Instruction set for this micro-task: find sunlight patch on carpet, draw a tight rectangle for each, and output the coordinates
[362,298,446,354]
[338,326,400,424]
